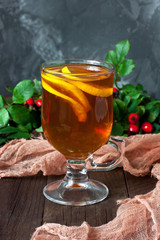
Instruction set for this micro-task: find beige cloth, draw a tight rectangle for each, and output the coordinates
[0,134,160,177]
[31,163,160,240]
[0,133,160,239]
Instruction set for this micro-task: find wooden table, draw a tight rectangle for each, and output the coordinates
[0,168,157,240]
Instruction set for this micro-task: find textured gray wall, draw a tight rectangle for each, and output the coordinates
[0,0,160,98]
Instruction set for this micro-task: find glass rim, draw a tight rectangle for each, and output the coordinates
[41,59,115,77]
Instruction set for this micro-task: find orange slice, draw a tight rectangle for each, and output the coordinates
[41,72,91,112]
[42,79,87,122]
[62,66,113,97]
[62,66,109,82]
[62,66,71,74]
[68,81,113,97]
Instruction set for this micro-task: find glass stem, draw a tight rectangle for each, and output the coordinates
[64,160,88,184]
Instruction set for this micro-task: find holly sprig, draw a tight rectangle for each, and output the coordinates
[111,83,160,136]
[105,40,135,88]
[105,40,160,136]
[0,79,42,145]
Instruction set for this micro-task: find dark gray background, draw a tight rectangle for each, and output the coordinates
[0,0,160,98]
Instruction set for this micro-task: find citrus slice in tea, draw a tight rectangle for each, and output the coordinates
[42,79,88,122]
[62,66,113,97]
[41,72,91,112]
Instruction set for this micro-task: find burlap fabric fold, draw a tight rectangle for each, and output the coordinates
[0,133,160,239]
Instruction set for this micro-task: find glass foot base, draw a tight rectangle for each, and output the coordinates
[43,179,109,206]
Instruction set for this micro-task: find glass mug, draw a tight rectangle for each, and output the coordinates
[41,59,122,206]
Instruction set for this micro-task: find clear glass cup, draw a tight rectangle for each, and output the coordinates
[41,59,121,206]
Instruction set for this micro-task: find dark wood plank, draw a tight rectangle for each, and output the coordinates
[124,171,157,198]
[0,173,47,240]
[85,169,128,226]
[0,169,157,240]
[43,168,128,226]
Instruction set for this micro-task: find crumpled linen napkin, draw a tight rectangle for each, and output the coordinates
[30,164,160,240]
[0,133,160,240]
[0,133,160,177]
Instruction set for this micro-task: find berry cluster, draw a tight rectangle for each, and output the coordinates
[128,113,153,135]
[113,88,154,136]
[26,98,42,107]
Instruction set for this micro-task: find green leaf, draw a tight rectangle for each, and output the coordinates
[18,123,32,132]
[115,99,128,118]
[0,137,6,145]
[145,100,160,110]
[7,105,31,125]
[33,79,42,95]
[136,106,145,117]
[115,40,130,63]
[105,50,117,66]
[30,110,41,128]
[113,101,120,120]
[129,91,141,100]
[123,134,129,137]
[111,122,124,136]
[147,108,159,123]
[154,130,160,134]
[3,97,13,105]
[121,121,129,131]
[143,91,147,95]
[7,131,31,140]
[138,96,144,102]
[0,126,19,134]
[118,91,126,100]
[35,125,43,132]
[128,100,140,113]
[13,80,34,104]
[0,108,10,128]
[153,123,160,132]
[6,86,14,93]
[136,83,143,91]
[124,95,131,106]
[155,102,160,111]
[0,95,4,108]
[122,84,136,92]
[118,59,135,76]
[114,72,121,82]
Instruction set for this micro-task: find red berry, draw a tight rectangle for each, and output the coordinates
[129,124,139,135]
[113,87,119,98]
[113,87,118,92]
[128,113,139,124]
[36,99,42,107]
[26,97,34,105]
[141,122,153,133]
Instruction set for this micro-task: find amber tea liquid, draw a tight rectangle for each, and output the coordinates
[41,63,114,160]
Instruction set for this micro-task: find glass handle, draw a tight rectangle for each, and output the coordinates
[87,137,125,171]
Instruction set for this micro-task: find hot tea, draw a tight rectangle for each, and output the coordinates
[41,63,114,160]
